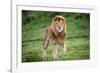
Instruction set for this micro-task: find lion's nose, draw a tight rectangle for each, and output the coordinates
[58,26,61,29]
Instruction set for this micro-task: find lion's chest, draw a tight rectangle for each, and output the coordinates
[48,26,66,45]
[52,32,65,44]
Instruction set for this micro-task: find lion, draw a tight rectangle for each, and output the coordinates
[43,15,67,60]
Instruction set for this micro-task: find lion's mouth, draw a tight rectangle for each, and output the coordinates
[56,26,63,33]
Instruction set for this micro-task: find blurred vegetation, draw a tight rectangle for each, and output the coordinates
[22,10,90,62]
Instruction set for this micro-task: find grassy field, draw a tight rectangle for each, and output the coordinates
[22,11,90,62]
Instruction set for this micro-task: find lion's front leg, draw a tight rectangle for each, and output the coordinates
[51,43,58,60]
[59,43,66,57]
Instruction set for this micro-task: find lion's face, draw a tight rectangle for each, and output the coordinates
[52,16,66,33]
[54,19,64,32]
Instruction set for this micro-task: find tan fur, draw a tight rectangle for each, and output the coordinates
[43,15,67,60]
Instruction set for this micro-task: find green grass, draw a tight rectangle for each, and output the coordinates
[22,37,90,62]
[22,11,90,62]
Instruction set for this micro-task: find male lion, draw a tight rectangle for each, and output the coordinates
[43,15,67,60]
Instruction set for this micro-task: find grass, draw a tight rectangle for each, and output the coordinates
[22,37,90,62]
[22,11,90,62]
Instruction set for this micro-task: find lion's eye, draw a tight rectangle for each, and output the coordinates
[61,23,64,25]
[55,23,59,25]
[60,22,63,24]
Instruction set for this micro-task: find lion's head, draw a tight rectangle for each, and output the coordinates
[51,15,66,34]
